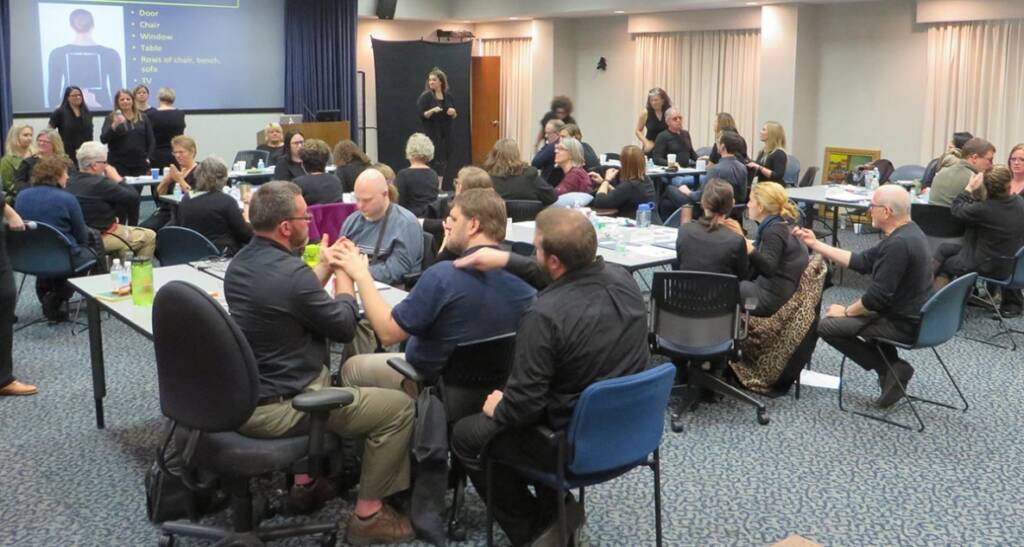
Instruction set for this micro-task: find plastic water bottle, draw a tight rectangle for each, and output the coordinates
[257,158,265,170]
[119,253,132,288]
[636,202,653,228]
[173,183,183,199]
[869,168,880,190]
[110,259,122,290]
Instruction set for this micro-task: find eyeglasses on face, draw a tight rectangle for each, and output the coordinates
[284,215,313,223]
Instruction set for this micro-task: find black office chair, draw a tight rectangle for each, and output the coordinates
[402,231,437,290]
[911,202,966,255]
[891,164,926,182]
[797,166,818,188]
[649,271,767,432]
[505,200,546,222]
[233,150,270,170]
[387,333,517,541]
[155,226,222,266]
[152,281,351,546]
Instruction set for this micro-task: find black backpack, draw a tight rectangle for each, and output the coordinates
[144,421,225,523]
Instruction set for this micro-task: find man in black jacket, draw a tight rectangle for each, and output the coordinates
[794,185,932,408]
[531,119,565,186]
[651,107,697,167]
[449,208,650,546]
[67,141,155,258]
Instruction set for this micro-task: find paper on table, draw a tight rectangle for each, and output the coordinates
[799,369,840,390]
[629,244,677,258]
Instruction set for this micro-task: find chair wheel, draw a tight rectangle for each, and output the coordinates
[320,532,337,546]
[670,417,684,433]
[757,410,770,425]
[158,533,175,547]
[448,525,467,541]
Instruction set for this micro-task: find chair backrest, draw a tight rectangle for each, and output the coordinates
[891,164,926,182]
[566,363,675,475]
[603,152,620,162]
[663,208,682,228]
[153,281,260,431]
[651,271,740,353]
[442,332,517,388]
[233,149,270,169]
[911,203,966,238]
[5,221,81,277]
[308,202,356,245]
[506,200,546,222]
[507,240,535,257]
[797,166,818,188]
[1000,246,1024,289]
[695,146,712,157]
[784,155,801,186]
[156,226,221,266]
[915,272,978,348]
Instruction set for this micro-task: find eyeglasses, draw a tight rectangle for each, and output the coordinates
[868,203,890,212]
[284,215,312,223]
[1010,156,1024,163]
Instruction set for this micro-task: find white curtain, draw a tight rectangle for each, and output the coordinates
[479,38,533,160]
[633,30,761,153]
[921,19,1024,163]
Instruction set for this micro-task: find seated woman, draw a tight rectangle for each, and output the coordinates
[589,145,655,218]
[293,139,344,206]
[1,125,33,202]
[257,122,286,166]
[552,137,594,208]
[558,123,600,171]
[143,135,197,230]
[395,133,440,217]
[13,129,77,194]
[675,179,747,276]
[273,131,306,181]
[741,182,809,317]
[484,138,556,205]
[334,139,371,193]
[177,156,253,256]
[14,155,96,321]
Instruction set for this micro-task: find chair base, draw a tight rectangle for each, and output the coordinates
[668,361,768,433]
[160,520,337,547]
[961,288,1021,351]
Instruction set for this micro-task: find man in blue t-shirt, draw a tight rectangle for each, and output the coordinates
[335,188,536,389]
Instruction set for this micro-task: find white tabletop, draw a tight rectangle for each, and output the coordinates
[507,219,677,270]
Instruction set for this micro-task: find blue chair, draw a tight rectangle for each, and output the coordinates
[662,207,682,228]
[838,272,975,432]
[695,146,712,157]
[155,226,221,266]
[891,164,926,182]
[483,363,675,547]
[783,155,801,186]
[969,246,1024,350]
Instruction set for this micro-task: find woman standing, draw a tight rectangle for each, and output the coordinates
[147,87,186,170]
[101,89,155,176]
[273,131,306,181]
[143,135,198,230]
[1,125,33,201]
[133,84,153,114]
[48,86,93,158]
[747,122,788,185]
[416,68,456,180]
[258,122,286,166]
[0,194,35,396]
[634,88,671,154]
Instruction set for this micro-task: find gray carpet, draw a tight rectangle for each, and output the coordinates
[2,228,1024,546]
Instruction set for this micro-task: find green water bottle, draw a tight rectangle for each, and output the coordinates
[303,244,320,268]
[131,256,155,306]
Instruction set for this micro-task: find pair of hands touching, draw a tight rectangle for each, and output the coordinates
[318,235,371,281]
[588,167,619,192]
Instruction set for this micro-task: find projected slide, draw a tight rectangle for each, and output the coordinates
[11,0,285,113]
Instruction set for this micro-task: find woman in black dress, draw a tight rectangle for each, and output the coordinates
[634,87,671,154]
[48,86,93,158]
[0,198,35,397]
[100,89,155,176]
[273,131,306,181]
[416,68,457,180]
[147,87,186,170]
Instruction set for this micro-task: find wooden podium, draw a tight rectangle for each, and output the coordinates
[256,121,351,150]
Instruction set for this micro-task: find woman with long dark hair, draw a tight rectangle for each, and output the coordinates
[48,86,93,158]
[273,131,306,181]
[100,89,155,176]
[416,67,457,180]
[635,87,672,153]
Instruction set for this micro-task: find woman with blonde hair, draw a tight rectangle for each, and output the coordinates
[257,122,287,165]
[12,129,76,193]
[101,89,155,176]
[1,125,34,198]
[742,182,809,317]
[483,138,555,205]
[746,121,787,185]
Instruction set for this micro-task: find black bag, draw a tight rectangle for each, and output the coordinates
[144,421,223,524]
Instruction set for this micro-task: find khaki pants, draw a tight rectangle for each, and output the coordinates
[103,224,157,259]
[342,352,407,391]
[239,367,413,500]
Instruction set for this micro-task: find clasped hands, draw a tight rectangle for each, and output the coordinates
[318,235,371,281]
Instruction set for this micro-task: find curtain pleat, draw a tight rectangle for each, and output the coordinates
[633,30,760,151]
[921,19,1024,163]
[284,0,358,143]
[479,38,533,160]
[0,0,12,152]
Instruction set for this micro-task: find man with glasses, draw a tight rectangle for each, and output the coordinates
[224,181,416,545]
[531,119,566,186]
[793,185,932,408]
[930,137,997,207]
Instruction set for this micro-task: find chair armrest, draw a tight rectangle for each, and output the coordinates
[292,389,354,413]
[743,296,759,312]
[402,272,422,290]
[387,356,426,384]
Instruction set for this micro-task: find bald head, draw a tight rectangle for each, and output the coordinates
[354,168,387,193]
[353,168,391,221]
[874,184,911,218]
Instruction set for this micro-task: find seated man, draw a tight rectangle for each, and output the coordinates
[532,119,565,187]
[650,107,697,168]
[339,169,424,286]
[934,165,1024,288]
[929,137,995,207]
[447,208,651,546]
[224,181,415,545]
[336,188,536,387]
[659,131,748,221]
[66,141,155,258]
[793,185,932,408]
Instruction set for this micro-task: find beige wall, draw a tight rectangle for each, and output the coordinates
[569,16,637,156]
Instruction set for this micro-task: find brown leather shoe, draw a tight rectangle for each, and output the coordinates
[0,380,38,396]
[345,504,416,545]
[287,477,336,514]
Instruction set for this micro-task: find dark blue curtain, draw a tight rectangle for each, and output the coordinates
[0,0,12,152]
[284,0,358,144]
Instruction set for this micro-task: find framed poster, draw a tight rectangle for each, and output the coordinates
[823,147,881,184]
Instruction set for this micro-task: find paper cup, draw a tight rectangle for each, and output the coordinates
[667,153,677,165]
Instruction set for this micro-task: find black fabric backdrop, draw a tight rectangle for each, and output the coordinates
[372,39,471,188]
[0,0,11,153]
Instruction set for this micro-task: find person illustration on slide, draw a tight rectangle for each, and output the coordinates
[47,8,123,110]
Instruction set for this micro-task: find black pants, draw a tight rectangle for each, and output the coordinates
[818,314,916,374]
[658,186,695,220]
[1002,287,1023,311]
[451,413,560,547]
[0,265,16,388]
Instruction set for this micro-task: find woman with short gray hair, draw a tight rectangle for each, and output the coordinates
[553,137,595,207]
[148,86,186,170]
[176,156,252,256]
[394,132,439,217]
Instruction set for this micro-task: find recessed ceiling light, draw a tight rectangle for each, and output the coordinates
[614,10,625,14]
[509,16,519,20]
[746,2,759,5]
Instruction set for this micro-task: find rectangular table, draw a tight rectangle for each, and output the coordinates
[785,185,872,248]
[506,220,677,272]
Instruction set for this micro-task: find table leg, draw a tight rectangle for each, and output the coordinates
[831,205,840,248]
[86,299,107,429]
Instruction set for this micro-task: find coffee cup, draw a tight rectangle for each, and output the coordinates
[666,153,677,166]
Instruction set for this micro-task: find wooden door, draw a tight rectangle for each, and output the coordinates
[471,56,501,165]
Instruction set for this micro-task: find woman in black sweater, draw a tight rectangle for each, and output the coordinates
[706,112,748,164]
[396,132,440,217]
[590,145,655,218]
[747,121,787,185]
[100,89,155,176]
[177,156,252,256]
[417,67,457,179]
[147,87,186,170]
[676,179,748,277]
[333,139,371,193]
[293,139,344,206]
[484,138,556,205]
[257,122,286,166]
[273,131,306,180]
[48,86,93,158]
[742,182,809,317]
[634,87,671,153]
